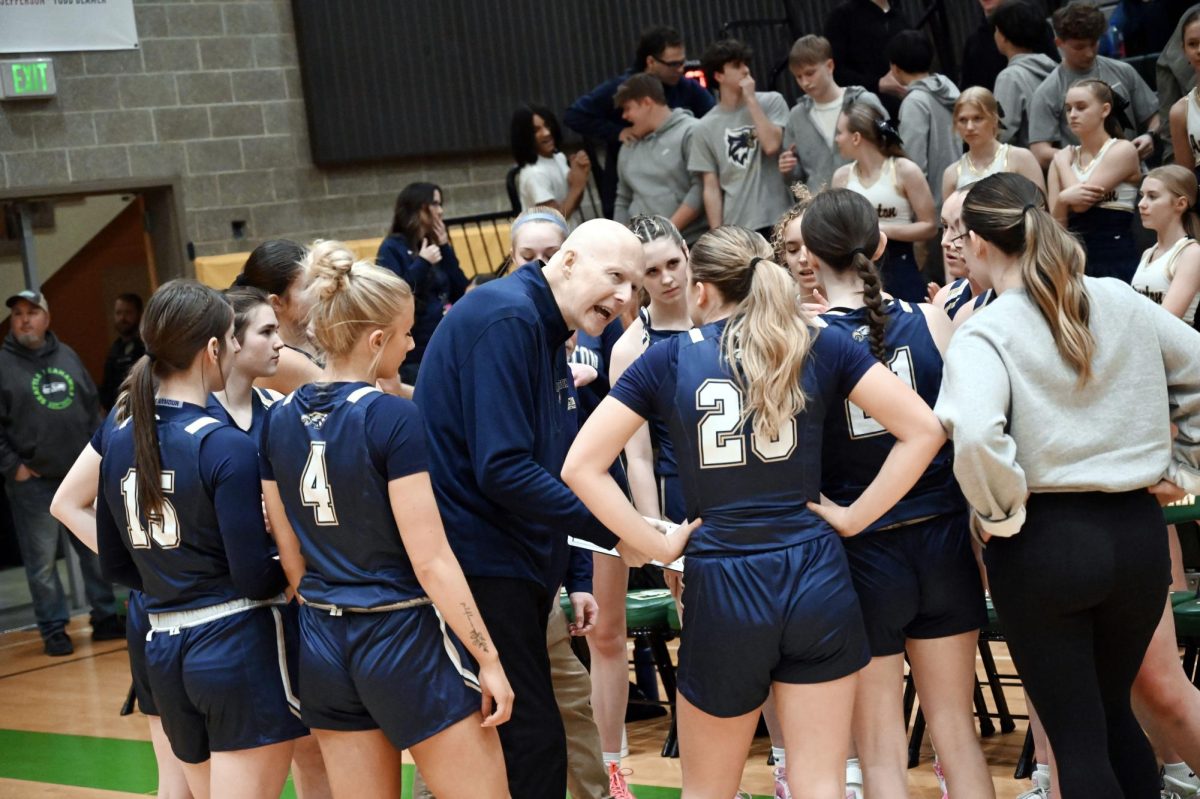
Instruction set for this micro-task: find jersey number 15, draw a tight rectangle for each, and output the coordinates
[119,469,181,549]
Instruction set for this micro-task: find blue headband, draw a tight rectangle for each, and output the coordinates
[511,212,570,236]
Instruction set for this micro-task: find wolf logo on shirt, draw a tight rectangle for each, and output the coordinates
[726,125,758,168]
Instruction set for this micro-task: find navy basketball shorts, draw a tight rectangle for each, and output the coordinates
[298,603,481,750]
[658,474,686,524]
[145,605,308,764]
[126,590,157,716]
[678,533,870,718]
[842,511,987,657]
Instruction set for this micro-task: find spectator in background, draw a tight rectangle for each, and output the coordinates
[960,0,1056,92]
[823,0,911,118]
[689,39,791,236]
[888,31,961,205]
[941,87,1045,203]
[565,26,714,219]
[1158,3,1200,159]
[0,290,121,656]
[779,34,887,194]
[376,182,468,384]
[612,74,706,243]
[511,104,591,218]
[1028,1,1160,169]
[992,0,1060,148]
[1168,8,1200,175]
[98,292,143,411]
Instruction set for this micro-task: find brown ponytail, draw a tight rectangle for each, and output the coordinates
[801,189,890,362]
[688,226,812,440]
[131,281,233,519]
[963,173,1095,383]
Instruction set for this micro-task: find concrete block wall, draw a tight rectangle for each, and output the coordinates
[0,0,512,258]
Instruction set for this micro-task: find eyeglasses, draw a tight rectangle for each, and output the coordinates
[948,231,969,248]
[652,55,687,69]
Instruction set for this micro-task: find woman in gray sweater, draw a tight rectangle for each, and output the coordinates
[935,172,1200,798]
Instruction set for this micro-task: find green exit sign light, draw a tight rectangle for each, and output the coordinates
[0,59,56,100]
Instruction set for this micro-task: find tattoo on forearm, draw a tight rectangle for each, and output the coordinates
[461,603,489,653]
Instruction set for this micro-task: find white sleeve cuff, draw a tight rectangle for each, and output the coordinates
[976,504,1027,538]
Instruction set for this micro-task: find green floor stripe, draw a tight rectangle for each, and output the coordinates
[0,727,768,798]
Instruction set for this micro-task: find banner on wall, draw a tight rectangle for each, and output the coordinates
[0,0,138,53]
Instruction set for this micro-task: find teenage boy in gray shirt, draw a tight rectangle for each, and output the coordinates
[778,34,886,195]
[613,74,706,243]
[688,39,791,235]
[991,0,1059,148]
[888,30,962,206]
[1028,1,1159,168]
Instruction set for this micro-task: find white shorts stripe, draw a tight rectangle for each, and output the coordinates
[270,607,302,717]
[433,608,481,693]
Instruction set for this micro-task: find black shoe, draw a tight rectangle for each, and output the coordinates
[91,614,126,641]
[44,631,74,657]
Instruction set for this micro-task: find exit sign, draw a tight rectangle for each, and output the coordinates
[0,59,56,100]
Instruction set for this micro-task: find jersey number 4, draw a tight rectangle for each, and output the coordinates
[847,346,916,438]
[301,442,339,525]
[119,469,181,549]
[696,379,797,468]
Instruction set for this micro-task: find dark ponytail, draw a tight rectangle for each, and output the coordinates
[234,239,305,296]
[801,189,890,362]
[131,281,233,519]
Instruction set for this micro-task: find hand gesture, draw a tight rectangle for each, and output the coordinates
[1058,182,1104,210]
[739,74,757,98]
[567,151,591,190]
[14,463,37,482]
[432,217,449,246]
[926,282,942,304]
[1131,133,1154,160]
[1148,479,1187,507]
[801,287,830,317]
[568,592,599,636]
[658,517,701,563]
[477,660,514,727]
[805,495,862,538]
[569,361,598,389]
[619,127,641,145]
[418,238,443,265]
[616,539,651,567]
[778,145,798,175]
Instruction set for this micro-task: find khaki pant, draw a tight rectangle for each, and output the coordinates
[414,601,610,799]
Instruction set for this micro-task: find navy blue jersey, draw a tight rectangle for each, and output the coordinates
[942,279,974,320]
[638,307,683,479]
[90,404,121,453]
[609,319,876,556]
[820,301,964,531]
[205,387,282,447]
[96,399,286,612]
[260,382,428,608]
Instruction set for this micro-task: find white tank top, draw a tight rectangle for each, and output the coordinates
[847,158,913,225]
[1071,138,1137,213]
[1188,88,1200,167]
[1132,237,1199,325]
[955,143,1011,190]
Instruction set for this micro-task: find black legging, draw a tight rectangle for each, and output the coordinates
[984,490,1169,799]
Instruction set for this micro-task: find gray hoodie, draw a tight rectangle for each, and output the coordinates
[994,53,1057,148]
[614,107,706,242]
[898,73,961,205]
[781,85,886,194]
[0,331,101,480]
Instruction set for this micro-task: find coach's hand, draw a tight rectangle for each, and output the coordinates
[806,495,863,538]
[478,660,514,727]
[568,592,599,636]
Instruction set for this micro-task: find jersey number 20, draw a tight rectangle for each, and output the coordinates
[301,442,339,525]
[696,379,797,467]
[119,469,181,549]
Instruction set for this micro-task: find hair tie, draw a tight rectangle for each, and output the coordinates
[1022,202,1040,214]
[145,351,157,363]
[849,246,872,260]
[749,256,764,271]
[874,118,903,146]
[511,212,570,236]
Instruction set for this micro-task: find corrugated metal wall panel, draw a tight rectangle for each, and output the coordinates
[291,0,983,166]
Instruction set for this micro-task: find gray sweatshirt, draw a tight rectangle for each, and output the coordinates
[615,108,705,242]
[781,85,886,194]
[898,74,961,205]
[993,53,1057,148]
[935,278,1200,537]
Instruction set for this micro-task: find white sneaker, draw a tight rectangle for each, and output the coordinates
[772,766,792,799]
[1015,789,1049,799]
[1164,767,1200,798]
[845,758,864,799]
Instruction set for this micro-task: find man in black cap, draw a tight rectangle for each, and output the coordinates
[0,290,122,656]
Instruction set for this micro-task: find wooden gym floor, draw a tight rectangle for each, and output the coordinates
[0,616,1031,798]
